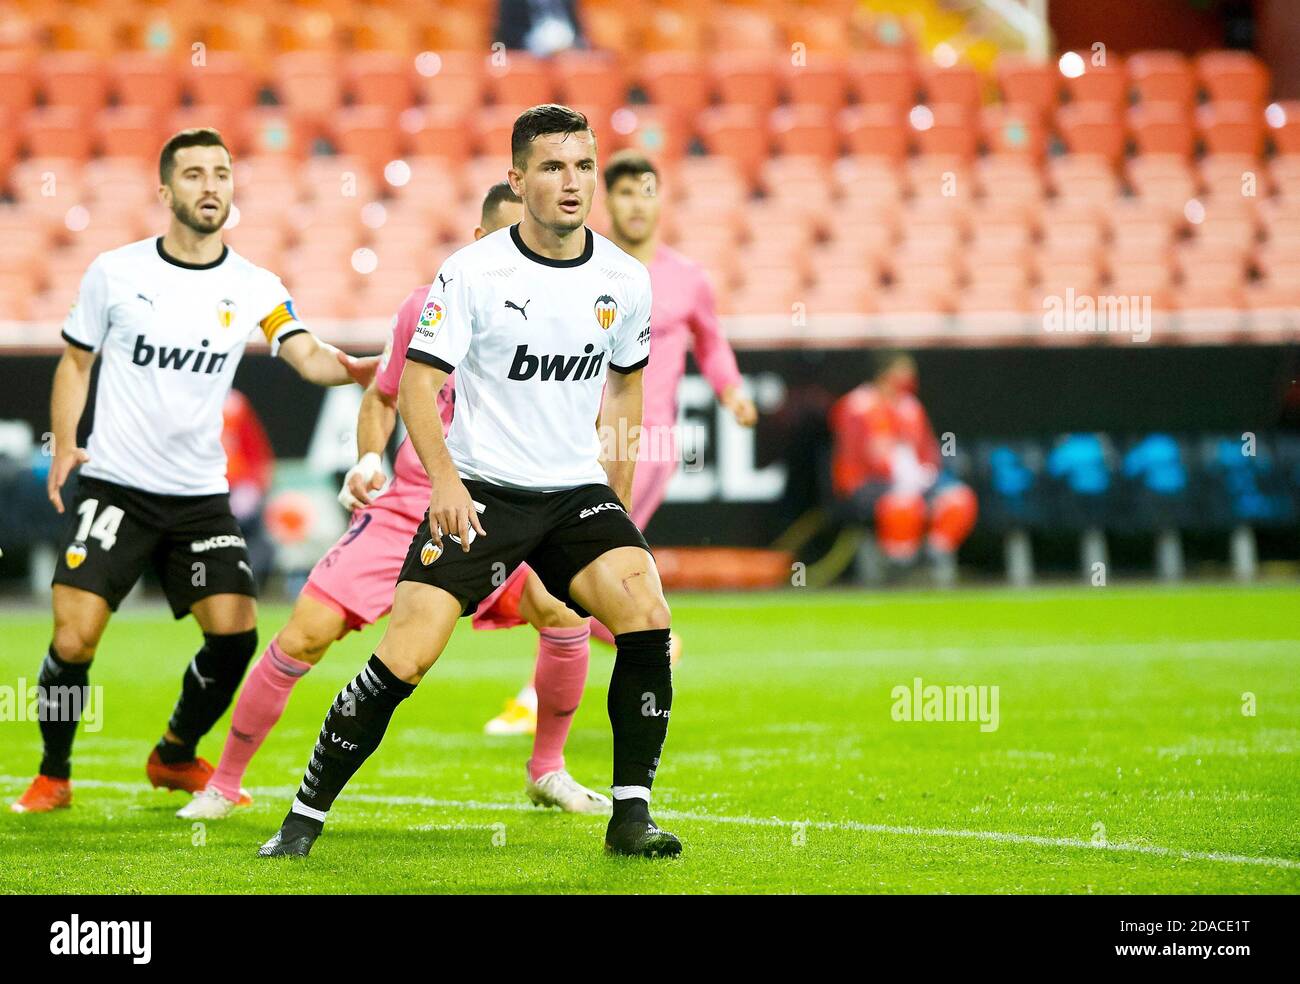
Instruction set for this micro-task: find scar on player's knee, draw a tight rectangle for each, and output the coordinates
[620,570,646,595]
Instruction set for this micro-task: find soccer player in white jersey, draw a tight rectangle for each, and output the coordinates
[10,128,376,814]
[258,105,682,859]
[177,183,610,821]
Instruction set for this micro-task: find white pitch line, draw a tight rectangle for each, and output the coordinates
[3,776,1297,872]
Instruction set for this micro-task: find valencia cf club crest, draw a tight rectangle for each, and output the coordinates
[65,542,87,570]
[217,298,237,329]
[594,294,618,331]
[420,539,442,566]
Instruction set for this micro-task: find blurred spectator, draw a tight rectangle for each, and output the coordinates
[222,389,275,582]
[495,0,586,55]
[829,354,978,570]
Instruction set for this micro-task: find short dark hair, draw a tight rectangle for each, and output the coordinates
[603,150,658,192]
[511,104,593,169]
[480,181,521,225]
[159,128,230,184]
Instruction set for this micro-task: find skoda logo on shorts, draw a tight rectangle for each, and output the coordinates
[65,542,88,570]
[420,539,442,566]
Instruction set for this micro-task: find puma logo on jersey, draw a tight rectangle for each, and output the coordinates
[507,343,604,382]
[132,335,229,375]
[504,298,530,320]
[438,273,453,289]
[136,292,155,308]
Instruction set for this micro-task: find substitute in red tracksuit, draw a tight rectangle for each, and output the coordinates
[829,355,977,561]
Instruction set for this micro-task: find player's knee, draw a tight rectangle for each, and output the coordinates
[50,626,96,664]
[527,596,586,630]
[276,620,335,665]
[621,598,671,634]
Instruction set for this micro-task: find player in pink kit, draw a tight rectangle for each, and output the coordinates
[483,149,758,734]
[178,184,611,819]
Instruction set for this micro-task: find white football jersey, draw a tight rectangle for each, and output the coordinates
[406,224,651,490]
[62,237,304,496]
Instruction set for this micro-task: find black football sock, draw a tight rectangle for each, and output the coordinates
[163,628,258,758]
[286,654,416,833]
[37,646,92,780]
[608,628,673,816]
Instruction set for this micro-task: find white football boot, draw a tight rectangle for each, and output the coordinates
[525,769,612,814]
[176,786,248,820]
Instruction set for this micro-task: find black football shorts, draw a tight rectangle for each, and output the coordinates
[397,479,651,618]
[52,475,257,619]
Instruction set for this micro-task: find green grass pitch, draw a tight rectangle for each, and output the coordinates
[1,584,1297,894]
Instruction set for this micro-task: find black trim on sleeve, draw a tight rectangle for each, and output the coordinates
[156,237,229,270]
[608,355,649,375]
[61,330,95,352]
[406,348,457,374]
[273,327,308,348]
[509,224,594,268]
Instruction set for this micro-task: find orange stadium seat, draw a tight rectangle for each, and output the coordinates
[274,52,343,134]
[0,53,37,114]
[845,50,918,110]
[554,51,627,118]
[183,53,259,111]
[770,104,839,162]
[414,51,485,107]
[1196,102,1265,156]
[1056,102,1126,164]
[780,59,848,112]
[1127,50,1195,107]
[581,5,635,56]
[170,106,246,154]
[485,54,556,108]
[610,104,689,161]
[400,106,474,164]
[1195,51,1270,106]
[640,6,708,53]
[1267,102,1300,155]
[332,107,403,179]
[916,104,977,159]
[110,53,182,114]
[712,53,781,113]
[345,52,416,115]
[471,105,526,159]
[638,53,712,120]
[920,63,982,113]
[242,109,307,158]
[709,5,782,54]
[698,105,769,183]
[347,7,421,56]
[996,56,1060,114]
[200,7,276,68]
[23,107,93,160]
[39,52,109,114]
[980,104,1048,159]
[838,105,908,162]
[95,107,164,161]
[1128,102,1195,158]
[1062,52,1127,107]
[420,6,492,53]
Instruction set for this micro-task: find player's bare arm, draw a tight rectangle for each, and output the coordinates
[47,343,96,513]
[600,366,644,511]
[399,360,484,552]
[274,332,377,387]
[339,381,396,509]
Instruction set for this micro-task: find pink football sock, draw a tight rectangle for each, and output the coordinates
[590,619,616,647]
[208,640,312,802]
[527,625,591,781]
